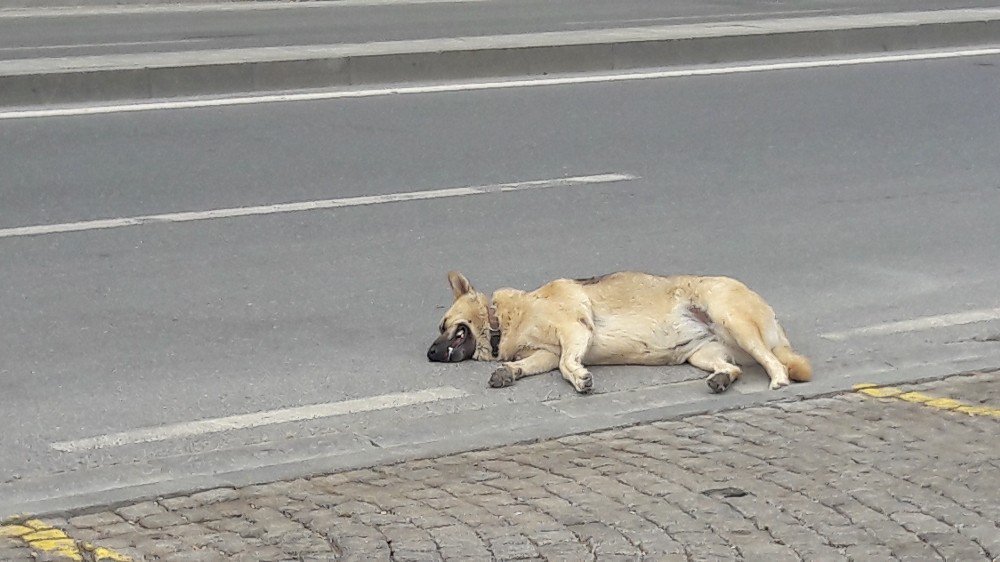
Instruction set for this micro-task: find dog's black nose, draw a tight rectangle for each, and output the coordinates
[427,336,455,362]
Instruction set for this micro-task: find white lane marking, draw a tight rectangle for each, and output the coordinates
[0,173,635,239]
[821,307,1000,341]
[52,386,469,452]
[0,0,491,19]
[0,38,211,53]
[3,48,998,121]
[563,9,836,26]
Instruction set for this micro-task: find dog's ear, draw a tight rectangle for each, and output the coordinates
[447,271,474,300]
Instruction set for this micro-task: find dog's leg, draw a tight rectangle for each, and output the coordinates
[687,342,742,394]
[723,319,790,390]
[489,350,560,388]
[557,326,595,394]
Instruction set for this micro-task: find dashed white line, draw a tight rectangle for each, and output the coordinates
[0,173,636,239]
[51,386,469,452]
[821,307,1000,341]
[2,48,999,120]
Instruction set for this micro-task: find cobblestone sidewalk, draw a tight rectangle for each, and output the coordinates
[2,372,998,562]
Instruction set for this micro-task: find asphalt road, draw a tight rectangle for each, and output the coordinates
[3,0,999,59]
[2,52,999,514]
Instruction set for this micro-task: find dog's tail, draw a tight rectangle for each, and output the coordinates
[753,308,812,383]
[773,345,812,382]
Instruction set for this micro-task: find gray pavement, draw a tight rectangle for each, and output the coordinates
[3,51,1000,519]
[2,1,1000,106]
[2,371,997,561]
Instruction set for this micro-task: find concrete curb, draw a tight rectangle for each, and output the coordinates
[3,8,1000,107]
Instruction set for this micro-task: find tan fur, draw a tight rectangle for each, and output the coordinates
[433,271,812,393]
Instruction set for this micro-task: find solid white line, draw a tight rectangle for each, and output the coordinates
[3,48,998,121]
[0,38,210,53]
[0,0,491,19]
[51,386,469,452]
[0,173,635,239]
[563,9,836,26]
[821,307,1000,341]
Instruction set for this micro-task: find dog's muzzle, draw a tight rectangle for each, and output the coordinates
[427,324,476,362]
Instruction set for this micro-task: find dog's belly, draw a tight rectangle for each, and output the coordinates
[584,313,714,366]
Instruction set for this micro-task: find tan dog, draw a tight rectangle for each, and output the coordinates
[428,271,811,393]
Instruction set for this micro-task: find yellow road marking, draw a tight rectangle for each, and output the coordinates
[0,524,32,538]
[854,383,1000,418]
[0,518,132,561]
[23,528,68,541]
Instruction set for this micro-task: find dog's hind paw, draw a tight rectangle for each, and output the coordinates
[706,372,732,394]
[769,378,791,390]
[489,367,515,388]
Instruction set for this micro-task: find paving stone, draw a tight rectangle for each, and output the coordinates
[890,511,953,534]
[438,545,492,560]
[181,488,240,505]
[132,536,185,557]
[393,505,458,529]
[159,495,202,511]
[293,512,343,537]
[733,541,802,561]
[889,539,947,561]
[89,521,140,539]
[66,512,124,528]
[333,500,380,517]
[161,549,229,561]
[204,518,258,536]
[489,534,539,560]
[115,501,166,522]
[523,496,594,526]
[337,535,390,555]
[203,531,254,555]
[381,524,436,552]
[0,537,36,562]
[0,549,35,562]
[534,540,594,561]
[267,528,325,550]
[426,524,484,550]
[570,522,640,556]
[917,532,991,561]
[813,523,876,548]
[521,528,576,547]
[296,555,340,562]
[139,511,190,529]
[66,527,100,542]
[391,550,443,561]
[845,544,894,561]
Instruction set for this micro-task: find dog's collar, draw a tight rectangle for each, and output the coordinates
[487,304,501,358]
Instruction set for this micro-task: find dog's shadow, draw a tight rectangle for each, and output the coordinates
[499,363,775,397]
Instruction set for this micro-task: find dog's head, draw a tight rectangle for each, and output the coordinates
[427,271,492,363]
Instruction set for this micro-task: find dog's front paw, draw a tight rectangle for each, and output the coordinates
[489,367,515,388]
[573,372,594,394]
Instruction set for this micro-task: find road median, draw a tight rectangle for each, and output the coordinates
[3,8,1000,107]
